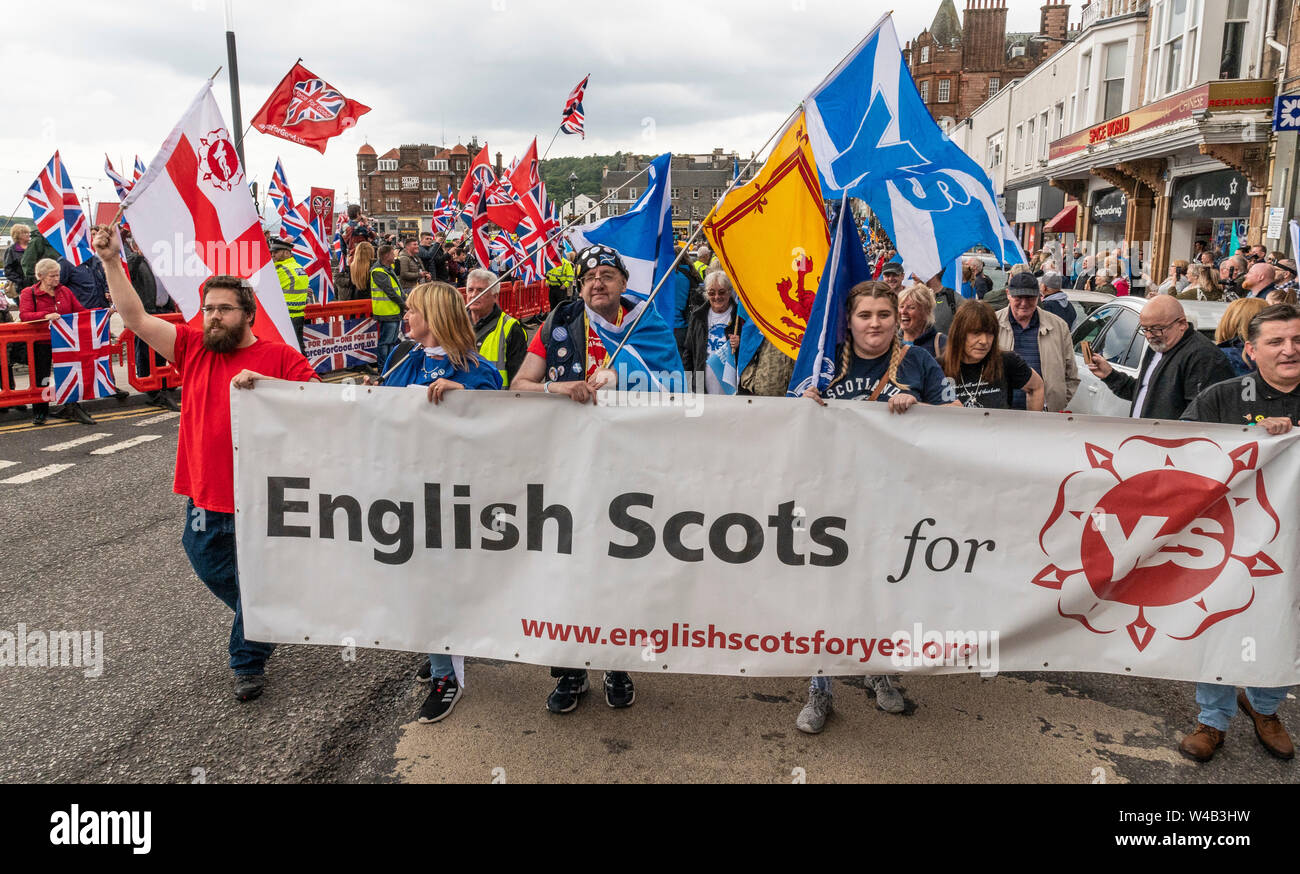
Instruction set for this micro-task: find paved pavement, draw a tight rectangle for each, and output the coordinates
[0,390,1295,784]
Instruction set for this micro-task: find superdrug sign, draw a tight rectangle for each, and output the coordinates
[1170,170,1249,219]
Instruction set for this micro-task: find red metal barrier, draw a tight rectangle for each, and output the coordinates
[305,298,373,322]
[120,312,185,394]
[0,320,61,408]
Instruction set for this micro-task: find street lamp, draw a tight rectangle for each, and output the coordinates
[567,172,578,222]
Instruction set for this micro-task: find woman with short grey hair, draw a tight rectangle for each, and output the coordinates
[18,258,93,425]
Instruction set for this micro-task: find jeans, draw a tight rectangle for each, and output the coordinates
[427,653,454,680]
[180,498,275,676]
[810,676,831,694]
[1195,683,1291,731]
[375,320,401,370]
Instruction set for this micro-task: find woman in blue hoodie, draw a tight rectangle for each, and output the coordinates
[372,281,502,724]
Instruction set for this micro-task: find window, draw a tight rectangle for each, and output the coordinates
[919,80,930,102]
[384,178,399,190]
[1081,51,1092,117]
[692,188,700,198]
[1039,111,1050,161]
[360,179,367,191]
[378,159,397,171]
[1055,103,1065,140]
[670,188,679,199]
[363,198,369,212]
[422,178,436,190]
[1221,0,1247,79]
[422,199,436,211]
[986,134,1003,168]
[989,78,1000,98]
[1015,125,1024,167]
[937,79,951,102]
[1162,0,1187,94]
[709,187,720,200]
[628,188,636,199]
[1103,42,1126,119]
[426,159,448,171]
[1098,308,1141,366]
[920,45,930,64]
[1027,119,1036,163]
[1164,36,1183,93]
[386,199,400,212]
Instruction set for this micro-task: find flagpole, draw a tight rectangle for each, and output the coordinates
[603,102,805,367]
[224,0,246,166]
[539,123,564,162]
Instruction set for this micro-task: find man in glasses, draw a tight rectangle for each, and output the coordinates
[89,227,319,702]
[1085,294,1234,420]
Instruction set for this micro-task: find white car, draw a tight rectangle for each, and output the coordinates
[1064,296,1227,417]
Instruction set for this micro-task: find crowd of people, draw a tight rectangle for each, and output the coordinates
[77,216,1299,765]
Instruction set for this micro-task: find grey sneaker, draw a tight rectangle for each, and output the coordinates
[869,675,905,713]
[796,688,833,734]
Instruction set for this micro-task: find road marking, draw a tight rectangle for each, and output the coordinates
[89,435,162,455]
[134,411,181,426]
[0,463,75,484]
[0,461,16,471]
[42,433,114,452]
[0,405,169,435]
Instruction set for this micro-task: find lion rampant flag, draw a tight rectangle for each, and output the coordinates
[703,113,831,359]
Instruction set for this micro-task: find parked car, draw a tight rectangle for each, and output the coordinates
[964,245,1007,292]
[1064,296,1227,417]
[1064,288,1115,326]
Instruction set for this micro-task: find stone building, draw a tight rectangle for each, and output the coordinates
[905,0,1073,127]
[600,149,756,236]
[356,140,492,237]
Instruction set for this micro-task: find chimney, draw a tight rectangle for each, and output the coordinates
[1040,0,1068,45]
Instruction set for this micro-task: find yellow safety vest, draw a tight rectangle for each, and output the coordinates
[546,259,575,288]
[693,259,708,280]
[369,265,403,318]
[477,311,521,387]
[275,260,310,317]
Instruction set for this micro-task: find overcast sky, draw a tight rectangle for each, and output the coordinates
[0,0,1050,219]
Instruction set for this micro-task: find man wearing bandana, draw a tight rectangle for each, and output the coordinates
[514,244,685,712]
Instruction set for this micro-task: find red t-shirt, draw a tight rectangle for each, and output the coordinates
[528,304,629,378]
[170,324,317,513]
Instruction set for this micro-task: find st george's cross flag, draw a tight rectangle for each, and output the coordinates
[251,62,371,154]
[123,82,298,348]
[49,310,117,403]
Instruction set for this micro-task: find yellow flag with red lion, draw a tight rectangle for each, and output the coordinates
[703,113,831,359]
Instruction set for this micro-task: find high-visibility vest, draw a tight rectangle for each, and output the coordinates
[369,265,403,318]
[546,259,574,289]
[476,310,521,387]
[275,259,310,317]
[693,259,709,280]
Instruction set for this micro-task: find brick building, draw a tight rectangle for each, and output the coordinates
[356,140,492,237]
[905,0,1072,127]
[600,149,756,235]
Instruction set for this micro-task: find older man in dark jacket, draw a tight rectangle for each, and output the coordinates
[1086,295,1234,420]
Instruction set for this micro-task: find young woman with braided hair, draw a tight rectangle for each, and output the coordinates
[797,281,958,733]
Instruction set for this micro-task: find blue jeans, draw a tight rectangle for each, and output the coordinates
[1196,683,1291,731]
[375,320,401,370]
[181,498,275,676]
[427,653,454,680]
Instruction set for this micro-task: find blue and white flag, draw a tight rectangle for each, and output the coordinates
[787,195,872,397]
[591,296,686,392]
[705,320,739,395]
[568,153,677,326]
[804,14,1024,282]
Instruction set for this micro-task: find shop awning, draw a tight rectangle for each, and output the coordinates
[1044,204,1077,233]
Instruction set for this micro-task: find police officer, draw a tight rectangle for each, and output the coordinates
[370,243,406,367]
[465,269,526,387]
[545,250,576,311]
[271,238,310,349]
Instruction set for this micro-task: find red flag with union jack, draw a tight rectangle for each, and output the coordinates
[49,310,117,403]
[250,62,371,154]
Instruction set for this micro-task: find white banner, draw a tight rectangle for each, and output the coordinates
[233,384,1300,686]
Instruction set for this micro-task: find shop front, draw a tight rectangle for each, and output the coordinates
[1004,182,1065,255]
[1089,188,1128,260]
[1167,168,1250,262]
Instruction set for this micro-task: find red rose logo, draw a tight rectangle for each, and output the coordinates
[1035,436,1281,652]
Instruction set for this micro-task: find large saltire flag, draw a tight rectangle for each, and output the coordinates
[567,153,677,327]
[123,82,298,347]
[804,13,1023,281]
[49,310,118,403]
[589,297,686,392]
[703,115,831,359]
[25,151,93,266]
[250,62,371,155]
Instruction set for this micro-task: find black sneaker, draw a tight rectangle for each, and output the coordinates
[417,674,461,723]
[33,411,48,426]
[415,658,432,683]
[159,391,181,412]
[233,674,265,701]
[546,671,589,714]
[604,671,635,708]
[57,402,95,425]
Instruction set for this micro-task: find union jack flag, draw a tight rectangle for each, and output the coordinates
[302,316,378,373]
[50,310,117,404]
[105,155,134,202]
[279,197,335,303]
[268,159,296,238]
[284,78,346,127]
[560,74,589,138]
[133,156,146,180]
[26,152,92,266]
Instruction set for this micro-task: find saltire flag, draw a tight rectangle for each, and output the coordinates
[49,310,117,403]
[303,315,378,373]
[268,158,296,239]
[25,151,93,266]
[567,153,677,326]
[786,195,872,397]
[705,319,739,395]
[587,296,685,392]
[561,74,589,138]
[803,13,1024,281]
[703,115,831,359]
[250,62,371,154]
[123,82,298,347]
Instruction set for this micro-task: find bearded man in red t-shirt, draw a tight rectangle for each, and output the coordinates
[91,228,319,702]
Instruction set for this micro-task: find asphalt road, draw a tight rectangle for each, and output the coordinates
[0,391,1296,784]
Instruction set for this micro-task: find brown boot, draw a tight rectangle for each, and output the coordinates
[1238,690,1295,760]
[1179,723,1225,762]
